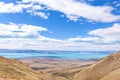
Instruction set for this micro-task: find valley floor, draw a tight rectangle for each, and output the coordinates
[19,58,97,80]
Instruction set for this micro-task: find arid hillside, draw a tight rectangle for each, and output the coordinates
[1,51,120,80]
[74,51,120,80]
[0,56,68,80]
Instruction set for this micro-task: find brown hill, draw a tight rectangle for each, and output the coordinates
[1,51,120,80]
[73,51,120,80]
[100,68,120,80]
[0,56,68,80]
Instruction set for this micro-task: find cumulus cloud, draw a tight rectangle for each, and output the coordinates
[64,23,120,51]
[0,22,48,38]
[89,23,120,43]
[0,22,119,51]
[60,42,120,51]
[26,4,49,19]
[0,0,120,22]
[0,2,23,13]
[0,1,49,19]
[67,23,120,44]
[22,0,120,22]
[0,22,63,50]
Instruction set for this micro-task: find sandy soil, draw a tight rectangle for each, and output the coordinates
[19,58,97,80]
[19,58,96,71]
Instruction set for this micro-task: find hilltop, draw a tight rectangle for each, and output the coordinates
[0,56,68,80]
[74,51,120,80]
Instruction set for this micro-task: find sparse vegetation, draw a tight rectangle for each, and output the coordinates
[0,51,120,80]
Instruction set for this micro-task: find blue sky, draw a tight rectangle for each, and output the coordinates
[0,0,120,51]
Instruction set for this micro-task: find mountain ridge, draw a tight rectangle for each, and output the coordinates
[0,56,69,80]
[74,51,120,80]
[0,51,120,80]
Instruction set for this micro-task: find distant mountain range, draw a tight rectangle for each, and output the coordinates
[0,49,116,53]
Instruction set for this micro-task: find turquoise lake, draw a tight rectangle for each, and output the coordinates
[0,51,112,60]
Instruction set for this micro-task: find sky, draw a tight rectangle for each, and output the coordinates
[0,0,120,51]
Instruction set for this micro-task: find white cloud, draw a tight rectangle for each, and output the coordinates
[0,22,66,51]
[0,2,23,13]
[67,37,99,42]
[116,3,120,7]
[0,22,48,38]
[89,23,120,43]
[0,1,119,51]
[67,23,120,43]
[0,1,49,19]
[0,0,120,22]
[64,23,120,51]
[22,0,120,22]
[26,4,49,19]
[60,42,120,51]
[113,1,120,7]
[0,22,119,51]
[27,11,49,19]
[0,38,119,51]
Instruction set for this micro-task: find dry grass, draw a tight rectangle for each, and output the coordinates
[73,51,120,80]
[101,68,120,80]
[1,51,120,80]
[20,58,95,80]
[0,56,56,80]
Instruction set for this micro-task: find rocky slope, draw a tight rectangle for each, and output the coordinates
[0,56,68,80]
[74,51,120,80]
